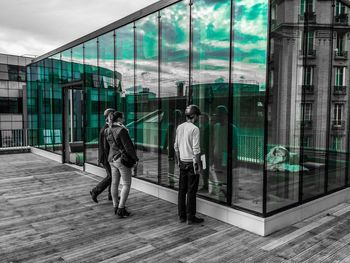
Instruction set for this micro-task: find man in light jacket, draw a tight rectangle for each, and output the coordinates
[174,104,204,225]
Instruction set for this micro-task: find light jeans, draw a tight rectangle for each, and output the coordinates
[110,158,132,208]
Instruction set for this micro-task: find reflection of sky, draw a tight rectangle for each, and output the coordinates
[45,0,268,92]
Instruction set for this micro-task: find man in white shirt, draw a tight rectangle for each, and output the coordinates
[174,104,204,225]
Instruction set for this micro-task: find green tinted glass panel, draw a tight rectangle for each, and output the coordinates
[192,0,231,203]
[159,1,189,189]
[135,13,159,183]
[85,38,99,165]
[99,32,116,128]
[233,0,267,213]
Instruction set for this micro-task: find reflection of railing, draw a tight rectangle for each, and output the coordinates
[0,129,26,148]
[299,49,316,58]
[299,12,316,23]
[334,50,348,59]
[333,85,346,95]
[332,120,345,130]
[301,85,314,94]
[237,135,264,164]
[335,13,348,24]
[299,120,313,129]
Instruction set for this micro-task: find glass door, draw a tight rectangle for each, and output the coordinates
[63,86,84,165]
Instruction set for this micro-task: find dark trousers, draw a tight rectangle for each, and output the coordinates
[92,162,112,197]
[178,161,200,220]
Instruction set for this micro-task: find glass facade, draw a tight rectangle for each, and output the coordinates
[27,0,350,217]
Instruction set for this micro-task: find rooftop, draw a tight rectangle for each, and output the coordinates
[2,153,350,262]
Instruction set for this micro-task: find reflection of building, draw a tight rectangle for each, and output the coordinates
[270,0,350,151]
[26,0,350,236]
[0,53,32,147]
[269,0,350,210]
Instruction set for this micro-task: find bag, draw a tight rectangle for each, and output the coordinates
[120,152,136,168]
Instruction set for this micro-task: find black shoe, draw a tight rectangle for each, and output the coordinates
[90,190,98,203]
[179,217,187,223]
[187,216,204,225]
[117,207,131,218]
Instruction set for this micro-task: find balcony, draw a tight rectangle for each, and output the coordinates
[333,85,347,95]
[334,50,348,60]
[299,49,316,58]
[332,120,346,130]
[300,120,313,129]
[301,85,314,94]
[299,12,316,23]
[335,13,348,25]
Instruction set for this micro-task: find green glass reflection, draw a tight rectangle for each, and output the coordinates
[50,53,63,154]
[233,0,268,212]
[43,58,54,152]
[85,38,99,165]
[72,44,84,81]
[116,24,134,127]
[61,49,72,83]
[192,0,231,203]
[135,13,159,183]
[159,1,189,189]
[99,32,116,128]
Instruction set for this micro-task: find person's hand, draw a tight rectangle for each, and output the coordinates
[132,162,138,175]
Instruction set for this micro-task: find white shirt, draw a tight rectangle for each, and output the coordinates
[174,121,200,162]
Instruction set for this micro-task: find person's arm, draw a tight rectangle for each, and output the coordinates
[174,127,180,164]
[119,128,138,162]
[192,127,202,174]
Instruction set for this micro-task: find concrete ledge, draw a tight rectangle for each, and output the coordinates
[31,147,62,163]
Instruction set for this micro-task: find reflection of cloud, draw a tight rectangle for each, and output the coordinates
[234,40,267,52]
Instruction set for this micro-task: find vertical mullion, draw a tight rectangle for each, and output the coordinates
[158,12,162,185]
[133,23,137,146]
[113,31,117,110]
[227,0,234,206]
[51,59,55,151]
[82,44,87,166]
[263,0,274,216]
[60,54,64,163]
[188,0,193,105]
[97,38,101,137]
[325,0,336,194]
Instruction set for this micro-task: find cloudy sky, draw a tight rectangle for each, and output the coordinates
[0,0,158,57]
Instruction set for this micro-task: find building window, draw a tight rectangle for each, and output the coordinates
[301,31,315,55]
[333,103,344,124]
[335,0,347,16]
[0,97,23,114]
[303,66,313,85]
[300,0,314,14]
[331,135,343,151]
[336,33,346,54]
[301,135,312,147]
[301,102,313,120]
[335,67,345,86]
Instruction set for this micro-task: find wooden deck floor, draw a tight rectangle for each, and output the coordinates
[1,153,350,263]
